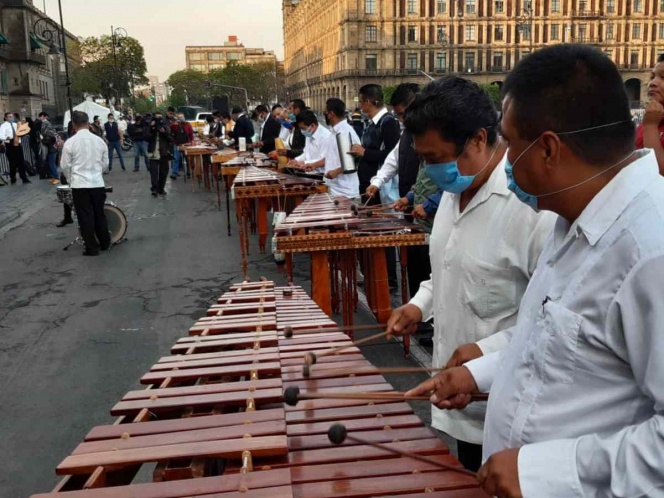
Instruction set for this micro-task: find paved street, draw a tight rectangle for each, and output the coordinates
[0,152,435,497]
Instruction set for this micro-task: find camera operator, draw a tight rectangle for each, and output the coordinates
[146,110,173,197]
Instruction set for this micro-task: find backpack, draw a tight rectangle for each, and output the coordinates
[41,128,56,146]
[174,124,189,145]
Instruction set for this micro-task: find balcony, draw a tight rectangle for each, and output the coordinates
[572,9,603,17]
[433,67,451,74]
[459,65,478,74]
[573,37,602,44]
[489,65,508,72]
[619,64,648,70]
[7,50,46,65]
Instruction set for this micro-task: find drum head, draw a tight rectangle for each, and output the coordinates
[104,204,127,244]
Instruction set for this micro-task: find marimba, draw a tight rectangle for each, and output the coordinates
[232,168,328,276]
[33,280,488,498]
[274,194,427,354]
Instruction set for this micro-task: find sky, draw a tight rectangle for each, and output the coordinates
[41,0,285,82]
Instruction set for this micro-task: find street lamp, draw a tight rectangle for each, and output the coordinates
[516,4,534,54]
[32,1,73,120]
[437,28,453,74]
[110,26,128,107]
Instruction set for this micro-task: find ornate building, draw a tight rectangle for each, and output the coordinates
[283,0,664,110]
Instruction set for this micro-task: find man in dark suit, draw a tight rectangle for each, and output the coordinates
[252,104,281,154]
[229,106,254,150]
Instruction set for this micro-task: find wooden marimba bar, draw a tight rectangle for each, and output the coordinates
[274,194,428,355]
[232,168,328,277]
[32,280,487,498]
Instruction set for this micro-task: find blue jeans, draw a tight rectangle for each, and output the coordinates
[171,146,182,176]
[47,151,58,179]
[108,141,125,170]
[134,140,149,170]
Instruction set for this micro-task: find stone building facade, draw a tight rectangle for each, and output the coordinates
[283,0,664,110]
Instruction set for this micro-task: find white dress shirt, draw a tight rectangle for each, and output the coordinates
[410,154,556,444]
[369,141,400,190]
[60,129,108,189]
[0,121,17,142]
[295,124,331,167]
[323,124,360,199]
[278,125,291,146]
[332,119,361,146]
[466,150,664,497]
[371,107,389,125]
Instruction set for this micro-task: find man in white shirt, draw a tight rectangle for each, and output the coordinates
[288,109,331,174]
[387,76,555,472]
[323,98,360,199]
[407,44,664,498]
[0,112,30,184]
[60,111,110,256]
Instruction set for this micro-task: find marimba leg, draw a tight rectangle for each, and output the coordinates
[224,175,232,236]
[310,251,332,317]
[365,248,392,324]
[257,199,270,254]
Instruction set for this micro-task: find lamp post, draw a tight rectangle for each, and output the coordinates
[438,28,453,74]
[33,1,73,120]
[516,4,534,54]
[110,26,128,107]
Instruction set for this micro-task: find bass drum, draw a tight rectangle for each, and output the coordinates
[104,202,127,244]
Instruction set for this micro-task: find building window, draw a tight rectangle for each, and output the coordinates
[551,0,560,11]
[495,25,504,41]
[437,0,447,13]
[407,53,418,69]
[366,26,378,42]
[227,52,242,60]
[577,23,587,41]
[188,53,203,61]
[492,52,504,69]
[607,0,615,12]
[366,54,378,70]
[438,26,448,43]
[408,25,417,42]
[632,23,641,39]
[208,53,223,61]
[495,0,504,12]
[630,50,639,66]
[209,63,224,70]
[606,23,614,40]
[408,0,417,13]
[365,0,376,13]
[633,0,642,11]
[464,52,476,71]
[436,52,447,70]
[466,0,476,13]
[660,23,664,39]
[661,0,664,12]
[0,69,7,95]
[190,64,206,71]
[550,24,560,40]
[465,24,476,40]
[520,24,531,41]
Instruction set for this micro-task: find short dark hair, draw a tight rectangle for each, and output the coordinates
[212,111,222,118]
[502,43,635,165]
[4,112,12,120]
[296,109,318,127]
[271,104,283,112]
[657,53,664,64]
[326,98,346,118]
[405,76,499,154]
[290,99,306,111]
[390,83,420,107]
[93,115,100,121]
[221,112,231,120]
[72,111,89,125]
[231,106,244,114]
[206,115,215,123]
[107,113,114,118]
[38,111,49,118]
[255,104,269,114]
[13,112,20,120]
[359,84,384,107]
[167,106,176,113]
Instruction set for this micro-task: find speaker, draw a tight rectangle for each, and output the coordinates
[212,95,230,115]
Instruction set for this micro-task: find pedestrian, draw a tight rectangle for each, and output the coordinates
[39,112,59,185]
[251,104,281,154]
[117,114,128,137]
[170,113,194,180]
[27,116,44,178]
[228,106,254,149]
[636,53,664,174]
[60,111,110,256]
[0,112,30,184]
[128,114,149,172]
[146,110,173,197]
[90,116,104,139]
[104,113,126,172]
[351,107,364,138]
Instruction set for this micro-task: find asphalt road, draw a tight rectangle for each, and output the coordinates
[0,154,436,497]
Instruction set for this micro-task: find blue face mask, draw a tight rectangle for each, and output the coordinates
[289,113,296,122]
[282,121,293,130]
[302,126,314,139]
[505,120,631,211]
[425,139,497,194]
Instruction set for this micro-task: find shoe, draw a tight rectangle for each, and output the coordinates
[23,179,32,184]
[10,179,16,184]
[159,191,167,196]
[83,250,100,256]
[170,175,177,180]
[133,169,139,172]
[417,336,433,347]
[103,171,109,175]
[49,179,59,185]
[56,218,74,227]
[122,167,126,171]
[151,192,158,197]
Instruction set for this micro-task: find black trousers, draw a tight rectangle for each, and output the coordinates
[457,440,483,472]
[72,188,110,253]
[6,143,27,181]
[149,158,169,193]
[406,244,432,298]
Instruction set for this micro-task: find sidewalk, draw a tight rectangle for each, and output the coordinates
[0,177,56,235]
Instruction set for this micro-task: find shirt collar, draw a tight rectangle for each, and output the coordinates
[312,125,327,141]
[332,121,346,133]
[560,149,656,247]
[371,107,388,125]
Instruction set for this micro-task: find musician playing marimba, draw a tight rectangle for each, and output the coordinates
[407,44,664,498]
[388,76,556,472]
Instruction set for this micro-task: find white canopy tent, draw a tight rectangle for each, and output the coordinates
[63,100,120,130]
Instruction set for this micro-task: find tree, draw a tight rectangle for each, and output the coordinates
[167,69,209,107]
[70,35,148,103]
[383,85,398,106]
[479,83,502,108]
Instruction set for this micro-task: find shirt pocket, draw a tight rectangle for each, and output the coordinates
[540,301,583,384]
[460,253,518,320]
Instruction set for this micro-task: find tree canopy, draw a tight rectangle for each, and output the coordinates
[70,35,148,103]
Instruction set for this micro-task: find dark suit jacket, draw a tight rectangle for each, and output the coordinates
[259,116,281,154]
[229,115,254,148]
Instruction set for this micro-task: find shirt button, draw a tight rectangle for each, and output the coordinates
[547,261,554,267]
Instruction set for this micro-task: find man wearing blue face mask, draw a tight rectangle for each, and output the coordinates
[406,44,664,498]
[387,75,556,472]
